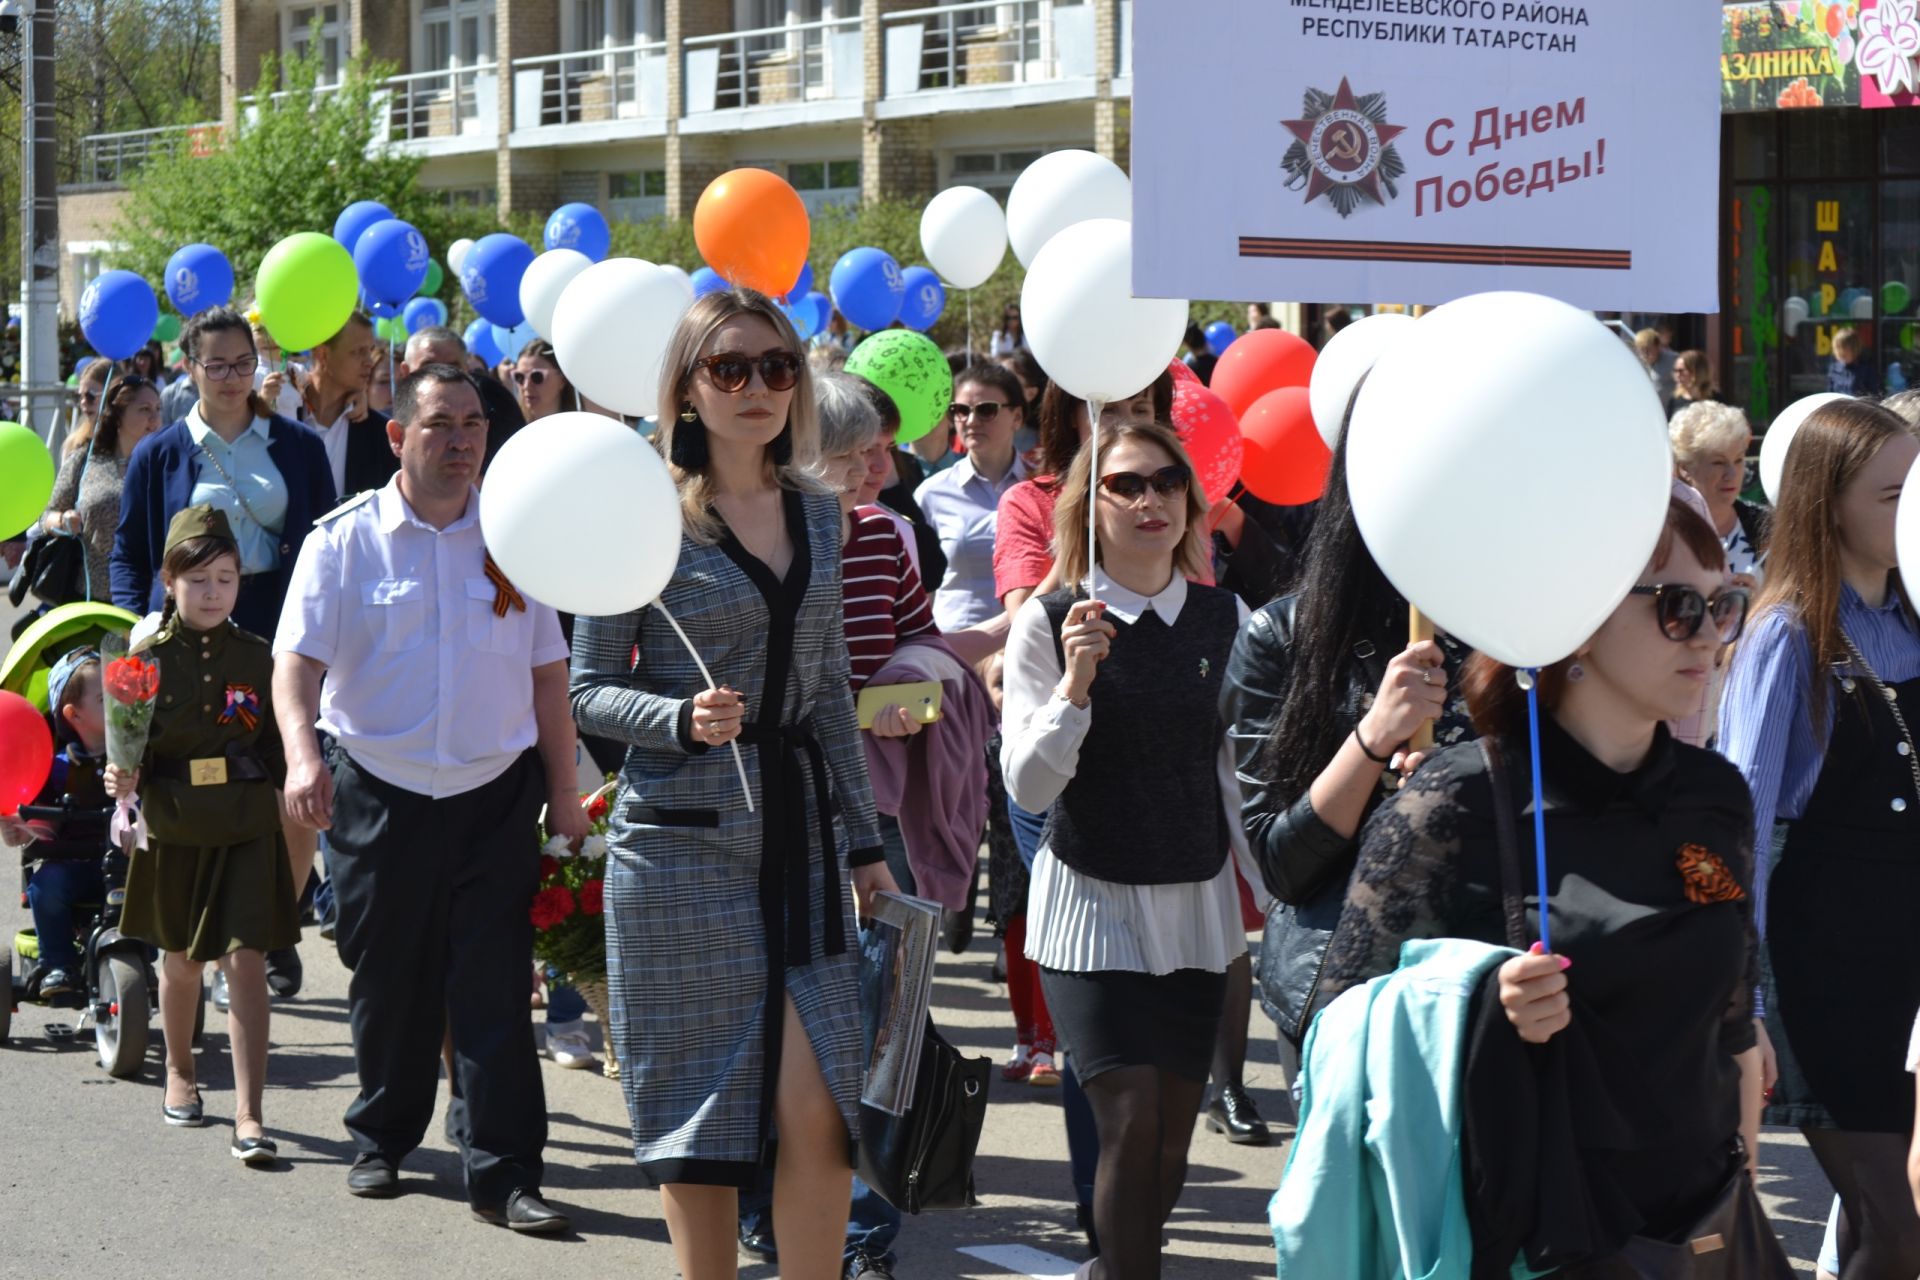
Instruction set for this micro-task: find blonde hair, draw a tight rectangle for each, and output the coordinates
[1051,421,1211,590]
[1669,400,1752,472]
[653,289,822,544]
[1634,328,1661,360]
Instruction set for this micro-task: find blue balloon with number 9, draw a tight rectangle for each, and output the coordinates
[830,247,906,332]
[79,270,159,360]
[165,244,235,315]
[899,266,946,332]
[355,218,432,306]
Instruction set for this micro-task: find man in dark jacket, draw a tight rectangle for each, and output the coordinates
[304,312,398,500]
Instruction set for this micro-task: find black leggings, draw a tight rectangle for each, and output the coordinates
[1082,1065,1207,1280]
[1802,1128,1920,1280]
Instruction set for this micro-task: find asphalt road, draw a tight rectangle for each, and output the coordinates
[1,875,1838,1279]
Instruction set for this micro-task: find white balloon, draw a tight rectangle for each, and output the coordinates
[447,237,476,277]
[1852,293,1875,320]
[1347,292,1673,669]
[1759,393,1850,504]
[920,186,1008,290]
[1898,455,1920,612]
[480,412,683,616]
[519,248,593,341]
[657,264,695,301]
[1005,150,1132,268]
[1020,219,1187,405]
[1308,313,1416,450]
[550,258,691,419]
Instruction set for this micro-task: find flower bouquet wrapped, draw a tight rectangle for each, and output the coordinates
[535,778,618,1076]
[100,633,159,850]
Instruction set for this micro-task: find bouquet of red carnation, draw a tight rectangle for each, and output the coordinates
[99,634,159,850]
[531,777,615,985]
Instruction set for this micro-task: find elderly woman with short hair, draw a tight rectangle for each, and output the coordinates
[1670,400,1768,584]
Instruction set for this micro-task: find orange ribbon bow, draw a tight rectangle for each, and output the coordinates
[483,552,527,618]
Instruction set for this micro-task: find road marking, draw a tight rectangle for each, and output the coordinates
[957,1243,1081,1278]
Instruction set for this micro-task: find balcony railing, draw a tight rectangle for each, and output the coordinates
[511,41,669,129]
[880,0,1096,98]
[384,63,498,143]
[682,16,863,114]
[77,121,221,184]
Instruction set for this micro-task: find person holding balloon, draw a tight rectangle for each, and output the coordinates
[1718,399,1920,1278]
[42,375,163,602]
[1309,496,1779,1273]
[568,288,897,1280]
[245,309,306,423]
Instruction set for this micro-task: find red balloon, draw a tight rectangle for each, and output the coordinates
[0,690,53,816]
[1169,373,1243,506]
[1168,359,1199,386]
[1240,386,1331,505]
[1210,328,1317,420]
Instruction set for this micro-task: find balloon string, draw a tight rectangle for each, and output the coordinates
[1204,487,1247,537]
[574,387,581,414]
[1523,668,1551,953]
[1085,396,1104,601]
[965,289,973,365]
[653,598,755,814]
[387,335,395,405]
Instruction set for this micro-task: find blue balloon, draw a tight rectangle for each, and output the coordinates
[802,290,831,338]
[404,296,449,334]
[544,202,611,263]
[785,261,814,305]
[164,243,234,315]
[492,320,537,363]
[690,266,727,299]
[465,318,503,367]
[829,247,906,332]
[898,266,946,333]
[783,296,822,341]
[1205,320,1237,358]
[355,218,431,306]
[78,269,159,361]
[333,200,394,252]
[362,293,401,320]
[461,233,535,328]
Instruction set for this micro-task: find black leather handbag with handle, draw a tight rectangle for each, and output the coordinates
[856,1018,991,1213]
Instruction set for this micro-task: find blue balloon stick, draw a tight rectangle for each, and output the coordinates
[1523,669,1551,954]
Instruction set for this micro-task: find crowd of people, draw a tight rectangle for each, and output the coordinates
[8,283,1920,1280]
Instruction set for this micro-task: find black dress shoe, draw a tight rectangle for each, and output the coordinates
[738,1222,777,1263]
[161,1089,204,1127]
[1204,1084,1272,1146]
[347,1154,400,1198]
[232,1133,279,1165]
[472,1187,570,1234]
[1076,1201,1101,1257]
[264,947,303,999]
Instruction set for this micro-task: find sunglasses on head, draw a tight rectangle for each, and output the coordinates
[1628,583,1751,644]
[693,350,803,394]
[949,400,1008,423]
[511,368,549,388]
[1096,464,1190,501]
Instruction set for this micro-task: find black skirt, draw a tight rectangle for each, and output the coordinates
[1039,965,1226,1084]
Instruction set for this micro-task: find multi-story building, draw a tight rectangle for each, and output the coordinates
[56,0,1136,317]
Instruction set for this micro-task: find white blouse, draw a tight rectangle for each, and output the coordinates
[1001,574,1264,976]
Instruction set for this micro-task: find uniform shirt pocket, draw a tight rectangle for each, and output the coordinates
[360,577,426,652]
[465,578,531,655]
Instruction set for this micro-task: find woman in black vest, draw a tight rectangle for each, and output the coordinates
[1001,421,1250,1280]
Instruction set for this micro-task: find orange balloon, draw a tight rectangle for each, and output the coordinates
[1239,386,1331,505]
[1209,328,1318,420]
[694,169,811,297]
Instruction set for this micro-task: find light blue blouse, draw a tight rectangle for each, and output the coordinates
[185,408,289,575]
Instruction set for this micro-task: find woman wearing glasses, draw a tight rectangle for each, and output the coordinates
[570,288,896,1280]
[62,358,113,457]
[42,375,164,601]
[1719,399,1920,1278]
[512,340,575,421]
[1308,498,1774,1273]
[1002,421,1252,1278]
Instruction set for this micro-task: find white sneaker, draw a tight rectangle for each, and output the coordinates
[211,967,230,1012]
[546,1019,597,1070]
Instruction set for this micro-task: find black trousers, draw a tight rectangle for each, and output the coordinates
[327,746,548,1205]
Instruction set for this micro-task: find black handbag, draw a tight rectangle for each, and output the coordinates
[856,1018,991,1213]
[11,531,87,607]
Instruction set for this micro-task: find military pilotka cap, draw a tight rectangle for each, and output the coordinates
[164,503,237,556]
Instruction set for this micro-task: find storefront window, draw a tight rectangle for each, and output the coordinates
[1884,181,1920,396]
[1782,182,1873,399]
[1887,115,1920,177]
[1728,184,1779,426]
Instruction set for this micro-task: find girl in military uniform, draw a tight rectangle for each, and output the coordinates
[103,504,299,1164]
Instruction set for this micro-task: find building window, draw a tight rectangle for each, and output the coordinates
[285,3,344,85]
[430,185,498,208]
[567,0,665,49]
[609,170,668,199]
[946,148,1049,196]
[780,159,860,212]
[417,0,495,73]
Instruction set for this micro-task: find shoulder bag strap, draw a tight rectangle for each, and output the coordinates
[194,438,271,533]
[1838,631,1920,805]
[1479,737,1531,950]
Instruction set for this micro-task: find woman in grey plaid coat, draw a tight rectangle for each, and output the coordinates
[569,288,898,1278]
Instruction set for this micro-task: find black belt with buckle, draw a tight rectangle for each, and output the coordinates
[149,746,270,786]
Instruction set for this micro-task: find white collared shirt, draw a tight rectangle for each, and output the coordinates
[273,476,568,798]
[312,408,352,499]
[915,449,1031,632]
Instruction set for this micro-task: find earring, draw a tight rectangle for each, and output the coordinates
[670,415,710,469]
[679,402,698,423]
[770,426,793,467]
[1567,661,1586,683]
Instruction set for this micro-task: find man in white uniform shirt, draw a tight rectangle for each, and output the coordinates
[272,364,587,1230]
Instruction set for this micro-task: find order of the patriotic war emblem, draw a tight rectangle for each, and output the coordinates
[1281,77,1407,218]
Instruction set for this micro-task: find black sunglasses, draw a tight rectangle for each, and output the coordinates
[1097,464,1190,502]
[1629,583,1750,644]
[511,368,549,388]
[693,350,803,394]
[949,400,1008,423]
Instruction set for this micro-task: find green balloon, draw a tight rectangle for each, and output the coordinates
[1885,281,1913,316]
[422,260,444,296]
[377,316,408,344]
[0,420,56,540]
[152,312,181,343]
[255,231,359,354]
[845,330,953,445]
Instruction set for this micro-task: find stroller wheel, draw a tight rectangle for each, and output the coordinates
[95,952,149,1078]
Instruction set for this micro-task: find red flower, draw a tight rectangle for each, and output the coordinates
[586,793,610,823]
[578,878,605,916]
[538,855,561,882]
[103,655,161,704]
[529,885,576,929]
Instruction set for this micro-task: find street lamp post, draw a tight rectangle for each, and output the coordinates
[10,0,60,440]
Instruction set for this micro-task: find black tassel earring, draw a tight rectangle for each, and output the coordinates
[770,426,793,467]
[670,405,710,469]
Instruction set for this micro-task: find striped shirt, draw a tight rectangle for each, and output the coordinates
[843,504,938,691]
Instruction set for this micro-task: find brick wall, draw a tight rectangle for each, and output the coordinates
[667,133,731,220]
[55,189,132,319]
[220,0,280,132]
[495,0,563,215]
[500,150,561,217]
[861,117,935,204]
[351,1,409,65]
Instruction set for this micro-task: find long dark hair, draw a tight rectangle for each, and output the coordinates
[1258,423,1403,800]
[88,375,158,457]
[1035,369,1175,480]
[183,306,274,420]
